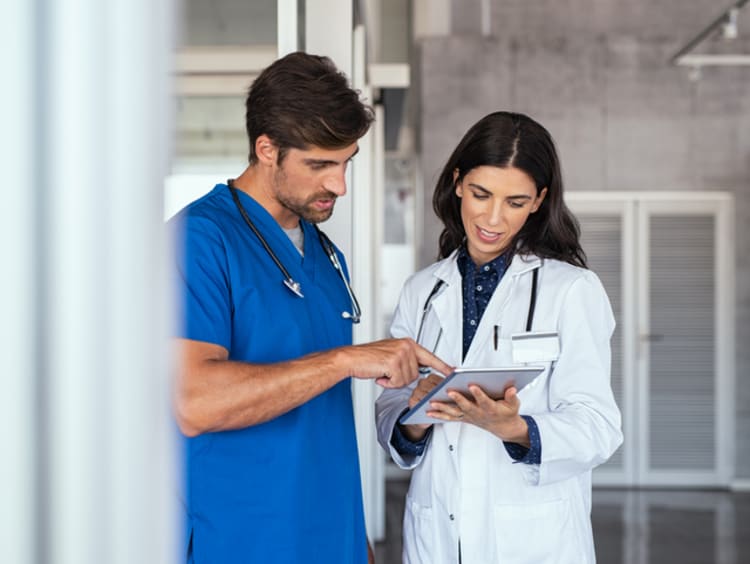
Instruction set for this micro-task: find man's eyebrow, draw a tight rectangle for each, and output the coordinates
[303,146,360,167]
[303,157,337,166]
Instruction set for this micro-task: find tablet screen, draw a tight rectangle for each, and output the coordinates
[399,366,544,426]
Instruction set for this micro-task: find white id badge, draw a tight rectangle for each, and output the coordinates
[511,331,560,363]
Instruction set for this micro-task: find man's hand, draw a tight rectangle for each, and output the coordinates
[342,338,452,389]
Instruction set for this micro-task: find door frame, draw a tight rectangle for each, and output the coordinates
[567,191,735,487]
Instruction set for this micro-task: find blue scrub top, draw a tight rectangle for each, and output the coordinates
[171,185,367,564]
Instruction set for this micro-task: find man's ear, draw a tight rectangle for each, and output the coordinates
[255,134,278,165]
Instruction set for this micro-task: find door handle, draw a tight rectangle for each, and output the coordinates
[640,333,665,342]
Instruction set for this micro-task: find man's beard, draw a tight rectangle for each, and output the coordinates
[274,169,337,224]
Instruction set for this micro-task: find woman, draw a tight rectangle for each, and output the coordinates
[375,111,623,564]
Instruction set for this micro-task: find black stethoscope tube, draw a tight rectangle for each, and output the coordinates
[416,264,539,345]
[314,226,362,323]
[227,180,361,323]
[229,182,304,298]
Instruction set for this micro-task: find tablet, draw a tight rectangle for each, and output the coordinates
[398,366,544,425]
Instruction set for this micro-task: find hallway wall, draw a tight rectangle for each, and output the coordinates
[414,0,750,481]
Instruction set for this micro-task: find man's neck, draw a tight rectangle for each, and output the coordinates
[231,165,298,228]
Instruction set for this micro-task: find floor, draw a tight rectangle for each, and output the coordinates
[374,479,750,564]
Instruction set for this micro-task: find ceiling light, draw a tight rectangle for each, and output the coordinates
[722,8,739,40]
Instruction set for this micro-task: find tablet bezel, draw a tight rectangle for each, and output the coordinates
[398,366,544,426]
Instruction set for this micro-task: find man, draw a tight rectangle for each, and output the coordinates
[170,52,451,563]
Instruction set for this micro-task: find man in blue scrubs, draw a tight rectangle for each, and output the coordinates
[170,52,451,563]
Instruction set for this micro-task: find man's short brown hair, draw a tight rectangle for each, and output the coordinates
[245,52,374,164]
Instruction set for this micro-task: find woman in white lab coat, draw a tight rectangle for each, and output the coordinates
[376,111,623,564]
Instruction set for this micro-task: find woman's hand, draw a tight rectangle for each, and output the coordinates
[398,373,445,441]
[427,385,530,446]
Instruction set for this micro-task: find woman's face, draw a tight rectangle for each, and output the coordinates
[455,165,547,265]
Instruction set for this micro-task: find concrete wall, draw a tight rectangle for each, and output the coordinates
[415,0,750,480]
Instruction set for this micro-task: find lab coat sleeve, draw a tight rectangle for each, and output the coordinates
[529,271,623,486]
[375,276,430,469]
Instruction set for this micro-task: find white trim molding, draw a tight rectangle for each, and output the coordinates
[731,479,750,492]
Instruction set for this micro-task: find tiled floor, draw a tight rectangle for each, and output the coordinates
[374,480,750,563]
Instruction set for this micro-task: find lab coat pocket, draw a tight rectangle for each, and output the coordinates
[511,331,560,364]
[493,498,580,563]
[403,497,434,564]
[486,337,515,366]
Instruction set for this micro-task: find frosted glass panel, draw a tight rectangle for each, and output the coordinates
[184,0,277,46]
[648,215,715,469]
[174,96,248,167]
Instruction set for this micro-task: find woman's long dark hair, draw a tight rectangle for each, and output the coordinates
[432,111,587,268]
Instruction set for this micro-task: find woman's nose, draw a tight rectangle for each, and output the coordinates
[486,200,504,226]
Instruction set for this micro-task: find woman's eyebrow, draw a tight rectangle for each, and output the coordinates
[467,183,492,194]
[467,183,533,200]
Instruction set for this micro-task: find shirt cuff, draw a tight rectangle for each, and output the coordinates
[391,411,433,457]
[503,415,541,465]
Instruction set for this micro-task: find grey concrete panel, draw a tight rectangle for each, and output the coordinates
[419,36,515,264]
[604,115,693,191]
[489,0,735,40]
[451,0,484,36]
[604,36,693,118]
[544,112,608,192]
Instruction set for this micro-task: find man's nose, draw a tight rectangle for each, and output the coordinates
[323,168,348,196]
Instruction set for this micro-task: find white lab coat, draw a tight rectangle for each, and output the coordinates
[376,252,623,564]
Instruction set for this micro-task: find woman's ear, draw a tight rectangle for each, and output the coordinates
[531,187,548,213]
[454,169,463,197]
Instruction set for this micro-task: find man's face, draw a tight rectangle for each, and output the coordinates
[270,143,359,227]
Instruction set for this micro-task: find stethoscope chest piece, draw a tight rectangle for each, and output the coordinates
[283,278,304,298]
[228,180,360,321]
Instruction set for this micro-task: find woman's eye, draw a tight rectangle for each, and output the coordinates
[509,201,525,209]
[471,191,489,200]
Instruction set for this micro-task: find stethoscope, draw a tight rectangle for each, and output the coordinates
[415,263,540,347]
[228,180,362,323]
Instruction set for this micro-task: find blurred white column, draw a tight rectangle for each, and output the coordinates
[1,1,180,563]
[0,2,37,563]
[277,0,299,57]
[305,0,354,260]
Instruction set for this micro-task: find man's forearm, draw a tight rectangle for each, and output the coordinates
[176,348,348,436]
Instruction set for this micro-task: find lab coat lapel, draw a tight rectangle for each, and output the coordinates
[462,255,542,366]
[429,256,464,449]
[429,257,463,368]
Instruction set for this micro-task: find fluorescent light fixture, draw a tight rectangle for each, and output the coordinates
[670,0,748,67]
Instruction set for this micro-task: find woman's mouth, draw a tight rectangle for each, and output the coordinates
[476,226,502,243]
